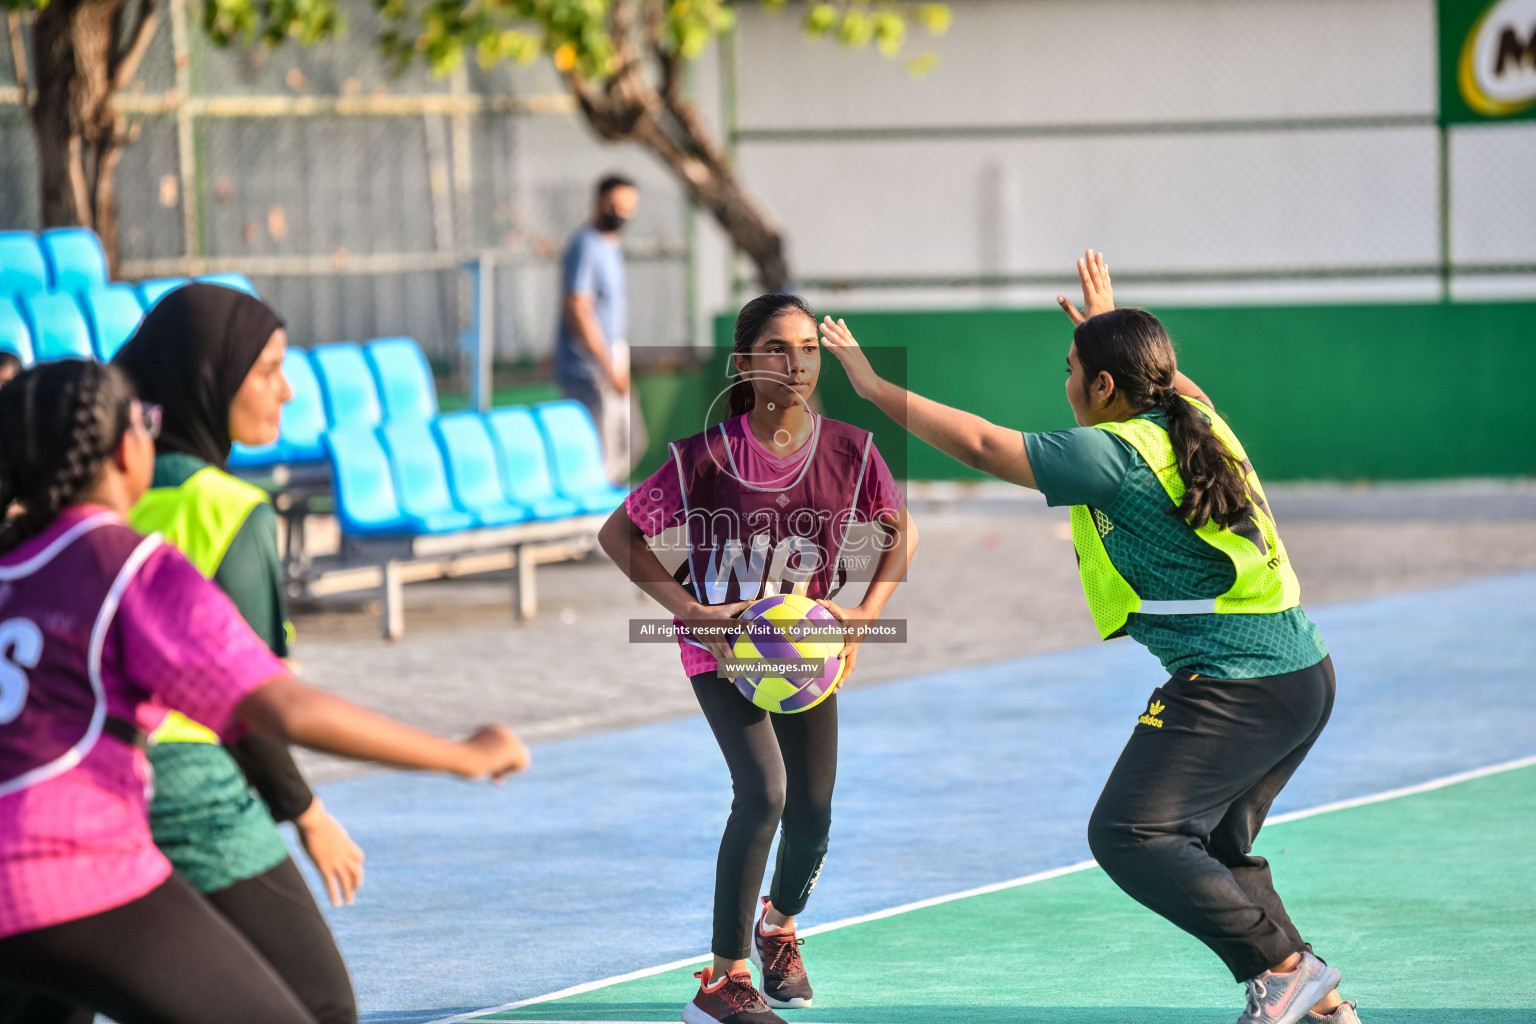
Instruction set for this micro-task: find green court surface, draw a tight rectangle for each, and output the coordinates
[466,764,1535,1024]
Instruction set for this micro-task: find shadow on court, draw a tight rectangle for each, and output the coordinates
[471,1006,1535,1024]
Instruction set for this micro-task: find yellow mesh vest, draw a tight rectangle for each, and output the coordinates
[1070,397,1301,640]
[129,466,269,744]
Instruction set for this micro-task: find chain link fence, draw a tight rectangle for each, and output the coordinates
[4,0,1533,367]
[721,0,1536,309]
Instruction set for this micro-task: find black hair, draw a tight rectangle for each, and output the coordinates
[596,174,637,197]
[725,293,819,420]
[0,360,138,553]
[1072,308,1254,531]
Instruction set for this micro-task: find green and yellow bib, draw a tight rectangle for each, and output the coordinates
[1069,397,1300,641]
[129,466,269,745]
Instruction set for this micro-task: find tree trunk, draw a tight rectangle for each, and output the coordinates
[565,17,791,294]
[27,0,146,279]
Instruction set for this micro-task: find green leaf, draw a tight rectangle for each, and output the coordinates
[803,2,837,36]
[837,8,872,48]
[916,3,950,36]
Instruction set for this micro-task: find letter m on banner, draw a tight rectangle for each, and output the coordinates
[1440,0,1536,122]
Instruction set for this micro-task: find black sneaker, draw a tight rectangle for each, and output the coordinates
[748,897,813,1009]
[681,966,785,1024]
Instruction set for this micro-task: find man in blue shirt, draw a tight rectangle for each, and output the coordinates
[557,174,646,484]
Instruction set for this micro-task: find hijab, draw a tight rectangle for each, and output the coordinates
[112,283,284,469]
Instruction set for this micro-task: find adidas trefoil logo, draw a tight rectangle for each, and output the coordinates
[1138,700,1165,728]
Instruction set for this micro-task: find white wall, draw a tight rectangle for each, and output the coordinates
[692,0,1536,323]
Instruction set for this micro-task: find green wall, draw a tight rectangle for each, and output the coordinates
[673,300,1534,482]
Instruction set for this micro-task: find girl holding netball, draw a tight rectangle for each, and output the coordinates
[0,359,529,1023]
[818,252,1357,1024]
[599,294,918,1024]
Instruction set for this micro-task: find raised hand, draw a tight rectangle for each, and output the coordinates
[1056,249,1114,326]
[817,317,884,400]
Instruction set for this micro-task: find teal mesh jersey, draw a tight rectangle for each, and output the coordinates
[1025,410,1328,679]
[148,742,289,892]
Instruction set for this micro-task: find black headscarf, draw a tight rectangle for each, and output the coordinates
[112,283,284,469]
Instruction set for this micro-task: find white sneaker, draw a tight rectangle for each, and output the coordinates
[1306,1000,1361,1023]
[1235,952,1342,1024]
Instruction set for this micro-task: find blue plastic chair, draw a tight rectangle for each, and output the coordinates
[79,284,144,360]
[323,426,417,537]
[365,337,438,422]
[0,233,49,299]
[378,421,477,533]
[38,228,108,294]
[0,298,34,365]
[433,413,530,527]
[311,342,383,429]
[484,407,581,520]
[230,349,329,468]
[532,400,628,513]
[136,277,189,310]
[196,272,260,297]
[19,291,94,361]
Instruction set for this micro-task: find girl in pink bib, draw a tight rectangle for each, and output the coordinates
[600,295,918,1024]
[0,360,530,1024]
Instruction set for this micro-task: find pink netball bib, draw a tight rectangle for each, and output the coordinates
[0,513,159,797]
[669,415,873,606]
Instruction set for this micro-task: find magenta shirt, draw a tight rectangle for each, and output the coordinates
[0,506,288,938]
[625,414,904,676]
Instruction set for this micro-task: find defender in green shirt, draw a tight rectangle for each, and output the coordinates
[115,283,362,1024]
[818,252,1357,1024]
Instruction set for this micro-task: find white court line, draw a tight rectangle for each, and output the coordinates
[422,753,1536,1024]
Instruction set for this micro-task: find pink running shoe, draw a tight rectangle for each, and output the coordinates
[681,965,785,1024]
[749,897,813,1009]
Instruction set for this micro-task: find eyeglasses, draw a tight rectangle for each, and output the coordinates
[137,403,163,440]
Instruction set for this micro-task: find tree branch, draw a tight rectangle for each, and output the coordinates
[111,0,160,92]
[6,10,30,108]
[66,135,95,230]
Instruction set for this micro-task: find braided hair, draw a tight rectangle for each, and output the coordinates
[1072,308,1254,531]
[725,293,818,421]
[0,360,137,554]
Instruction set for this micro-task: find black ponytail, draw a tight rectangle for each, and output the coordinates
[725,293,818,421]
[0,360,137,553]
[1073,308,1254,531]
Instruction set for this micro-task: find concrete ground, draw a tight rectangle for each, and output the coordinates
[290,481,1536,784]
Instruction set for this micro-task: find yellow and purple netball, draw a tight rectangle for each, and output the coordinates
[730,593,847,713]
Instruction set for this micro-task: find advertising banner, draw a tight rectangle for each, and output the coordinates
[1441,0,1536,123]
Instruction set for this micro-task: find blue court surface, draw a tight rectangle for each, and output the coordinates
[295,571,1536,1023]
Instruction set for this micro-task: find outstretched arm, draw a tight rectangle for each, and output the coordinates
[817,317,1038,489]
[238,677,530,781]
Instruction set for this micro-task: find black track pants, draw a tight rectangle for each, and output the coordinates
[692,672,838,960]
[1087,655,1336,982]
[206,858,358,1024]
[0,873,317,1024]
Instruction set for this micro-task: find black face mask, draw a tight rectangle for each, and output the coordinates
[595,211,629,233]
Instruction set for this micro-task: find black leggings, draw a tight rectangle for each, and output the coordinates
[206,858,357,1024]
[0,873,317,1024]
[1087,656,1336,982]
[0,859,355,1024]
[692,672,838,960]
